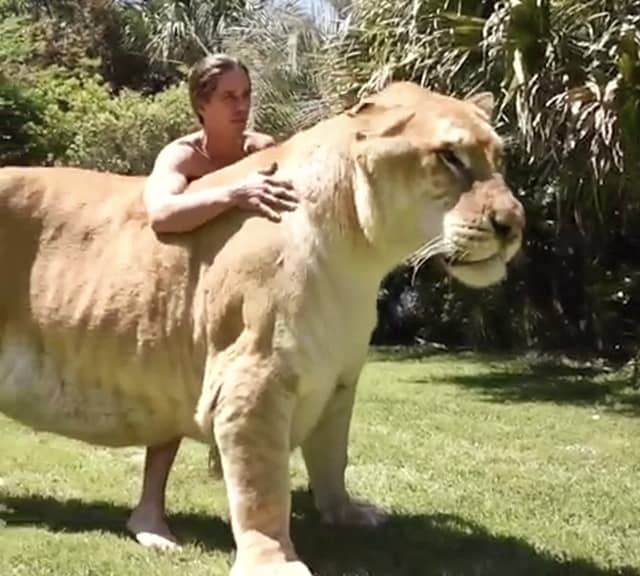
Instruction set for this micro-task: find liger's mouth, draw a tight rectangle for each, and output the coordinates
[446,251,504,267]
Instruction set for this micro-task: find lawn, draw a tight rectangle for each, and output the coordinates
[1,353,640,576]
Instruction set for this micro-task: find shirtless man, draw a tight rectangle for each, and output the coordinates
[128,53,297,549]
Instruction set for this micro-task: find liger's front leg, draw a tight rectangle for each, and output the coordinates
[302,377,387,528]
[212,359,312,576]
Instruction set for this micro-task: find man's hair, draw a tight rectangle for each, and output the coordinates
[188,53,251,124]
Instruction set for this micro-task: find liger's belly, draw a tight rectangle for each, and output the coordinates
[0,329,204,447]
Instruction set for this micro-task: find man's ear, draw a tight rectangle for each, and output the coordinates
[466,92,495,118]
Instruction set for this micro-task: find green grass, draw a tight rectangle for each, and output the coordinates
[2,353,640,575]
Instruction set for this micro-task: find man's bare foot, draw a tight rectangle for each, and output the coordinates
[126,506,180,550]
[129,439,182,550]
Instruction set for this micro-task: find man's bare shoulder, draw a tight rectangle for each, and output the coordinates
[170,130,205,148]
[154,131,216,180]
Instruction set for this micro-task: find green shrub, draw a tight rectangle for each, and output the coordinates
[0,15,34,69]
[58,79,196,174]
[0,77,47,166]
[9,69,196,173]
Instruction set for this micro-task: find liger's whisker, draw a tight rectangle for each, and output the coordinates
[406,236,454,285]
[406,235,446,266]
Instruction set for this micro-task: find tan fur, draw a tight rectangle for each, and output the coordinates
[0,82,524,575]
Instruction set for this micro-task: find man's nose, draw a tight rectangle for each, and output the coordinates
[236,97,250,113]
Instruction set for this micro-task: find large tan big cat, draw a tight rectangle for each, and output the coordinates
[0,82,524,575]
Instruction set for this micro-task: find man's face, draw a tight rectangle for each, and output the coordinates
[199,68,251,135]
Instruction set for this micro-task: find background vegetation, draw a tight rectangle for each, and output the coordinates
[1,0,638,363]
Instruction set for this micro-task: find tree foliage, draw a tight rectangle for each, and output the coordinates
[325,0,640,359]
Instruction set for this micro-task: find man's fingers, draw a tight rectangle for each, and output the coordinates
[264,188,297,204]
[261,180,297,202]
[259,192,296,212]
[264,177,293,190]
[255,201,282,222]
[271,188,298,203]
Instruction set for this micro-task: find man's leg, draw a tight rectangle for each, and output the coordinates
[127,437,182,549]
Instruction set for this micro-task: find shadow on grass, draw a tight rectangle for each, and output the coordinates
[0,493,235,551]
[1,490,637,576]
[410,359,640,415]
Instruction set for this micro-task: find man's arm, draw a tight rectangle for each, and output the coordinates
[144,142,298,234]
[143,143,240,233]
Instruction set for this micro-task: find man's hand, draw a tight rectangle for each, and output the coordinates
[230,169,297,222]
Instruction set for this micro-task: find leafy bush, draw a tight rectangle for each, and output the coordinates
[6,69,196,173]
[59,81,196,174]
[0,77,47,165]
[0,15,34,68]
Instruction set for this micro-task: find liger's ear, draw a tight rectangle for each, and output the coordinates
[354,111,416,141]
[466,91,495,118]
[347,100,375,117]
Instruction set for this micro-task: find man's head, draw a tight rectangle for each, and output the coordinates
[188,54,251,136]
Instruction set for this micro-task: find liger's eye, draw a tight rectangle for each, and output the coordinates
[438,148,467,175]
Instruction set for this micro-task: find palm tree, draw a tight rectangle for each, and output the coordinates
[137,0,344,136]
[134,0,248,61]
[221,1,344,136]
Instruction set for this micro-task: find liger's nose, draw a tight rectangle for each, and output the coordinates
[490,214,513,240]
[490,198,525,240]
